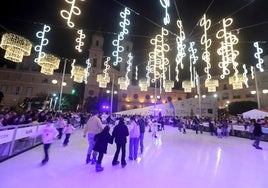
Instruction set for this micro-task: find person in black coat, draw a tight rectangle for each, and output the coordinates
[252,119,263,150]
[111,117,129,168]
[93,125,113,172]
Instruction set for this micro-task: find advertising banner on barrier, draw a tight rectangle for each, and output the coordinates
[15,126,38,140]
[0,129,15,144]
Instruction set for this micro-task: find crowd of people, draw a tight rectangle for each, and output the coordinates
[0,107,267,170]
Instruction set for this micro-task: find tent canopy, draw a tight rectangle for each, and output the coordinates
[242,109,268,120]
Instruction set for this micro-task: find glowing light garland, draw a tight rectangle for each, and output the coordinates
[35,24,51,63]
[0,33,32,63]
[242,64,249,88]
[139,78,149,91]
[135,66,138,80]
[60,0,82,28]
[118,53,133,90]
[75,29,86,52]
[188,41,198,87]
[96,57,111,88]
[253,42,264,72]
[112,7,131,66]
[200,14,212,82]
[84,58,91,84]
[229,74,244,90]
[160,0,170,25]
[251,66,254,79]
[216,18,239,80]
[175,20,186,82]
[38,54,60,75]
[182,80,192,93]
[205,79,219,92]
[148,27,169,92]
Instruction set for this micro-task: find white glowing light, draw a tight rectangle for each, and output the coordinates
[251,66,255,79]
[83,58,91,84]
[182,80,192,93]
[216,18,239,80]
[242,64,249,88]
[135,66,138,80]
[229,74,244,90]
[118,53,133,90]
[160,0,170,25]
[175,20,186,82]
[71,58,90,84]
[188,41,198,87]
[205,79,219,92]
[112,7,131,66]
[253,42,264,72]
[200,14,212,82]
[60,0,82,28]
[75,29,86,52]
[97,57,111,88]
[34,24,51,63]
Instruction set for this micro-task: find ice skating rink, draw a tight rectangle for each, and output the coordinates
[1,125,268,188]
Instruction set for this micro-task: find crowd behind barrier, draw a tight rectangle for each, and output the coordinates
[1,110,268,162]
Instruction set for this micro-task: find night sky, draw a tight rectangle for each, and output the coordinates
[0,0,268,81]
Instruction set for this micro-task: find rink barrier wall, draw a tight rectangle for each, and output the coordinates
[0,122,46,163]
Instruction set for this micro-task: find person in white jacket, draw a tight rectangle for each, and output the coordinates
[32,116,58,165]
[128,116,140,160]
[63,119,76,146]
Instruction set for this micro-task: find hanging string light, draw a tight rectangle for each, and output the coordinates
[160,0,170,25]
[205,79,219,92]
[253,41,264,72]
[139,61,151,91]
[75,29,86,52]
[97,57,111,88]
[118,53,133,90]
[200,14,212,82]
[0,33,32,63]
[216,18,240,80]
[182,80,192,93]
[188,41,198,87]
[83,58,91,84]
[229,74,244,90]
[242,64,249,88]
[71,59,85,83]
[60,0,82,28]
[112,7,131,66]
[38,54,60,75]
[175,20,186,82]
[250,66,255,79]
[135,66,138,80]
[35,24,51,63]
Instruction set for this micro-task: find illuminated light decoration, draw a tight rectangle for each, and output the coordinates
[38,54,60,75]
[229,74,244,90]
[163,80,174,92]
[60,0,82,28]
[250,66,254,79]
[253,42,264,72]
[118,53,133,90]
[75,29,86,52]
[148,27,169,92]
[160,28,170,92]
[205,79,219,92]
[242,64,249,88]
[96,57,111,88]
[83,58,91,84]
[182,80,192,93]
[0,33,32,63]
[175,20,186,82]
[160,0,170,25]
[34,24,51,63]
[112,7,131,66]
[71,60,86,83]
[139,78,149,91]
[200,14,212,82]
[188,41,198,87]
[216,18,239,80]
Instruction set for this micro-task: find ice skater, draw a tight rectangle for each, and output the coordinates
[62,119,76,146]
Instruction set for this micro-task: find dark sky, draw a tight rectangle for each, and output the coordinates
[0,0,268,81]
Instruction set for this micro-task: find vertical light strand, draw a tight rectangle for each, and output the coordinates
[112,7,131,66]
[75,29,86,52]
[253,41,264,72]
[200,14,212,82]
[160,0,170,25]
[242,64,249,88]
[34,24,51,63]
[188,41,198,87]
[60,0,82,28]
[175,20,186,82]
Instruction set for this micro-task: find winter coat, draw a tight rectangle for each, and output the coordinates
[112,121,129,144]
[35,122,59,144]
[129,120,140,138]
[93,130,113,154]
[253,122,263,137]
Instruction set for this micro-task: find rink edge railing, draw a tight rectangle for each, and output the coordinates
[1,122,268,163]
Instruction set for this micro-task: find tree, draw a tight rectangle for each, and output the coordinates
[228,101,258,116]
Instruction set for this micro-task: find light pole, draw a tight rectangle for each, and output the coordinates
[254,67,261,109]
[110,74,115,114]
[58,58,67,112]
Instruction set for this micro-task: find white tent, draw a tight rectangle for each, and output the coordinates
[242,109,268,120]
